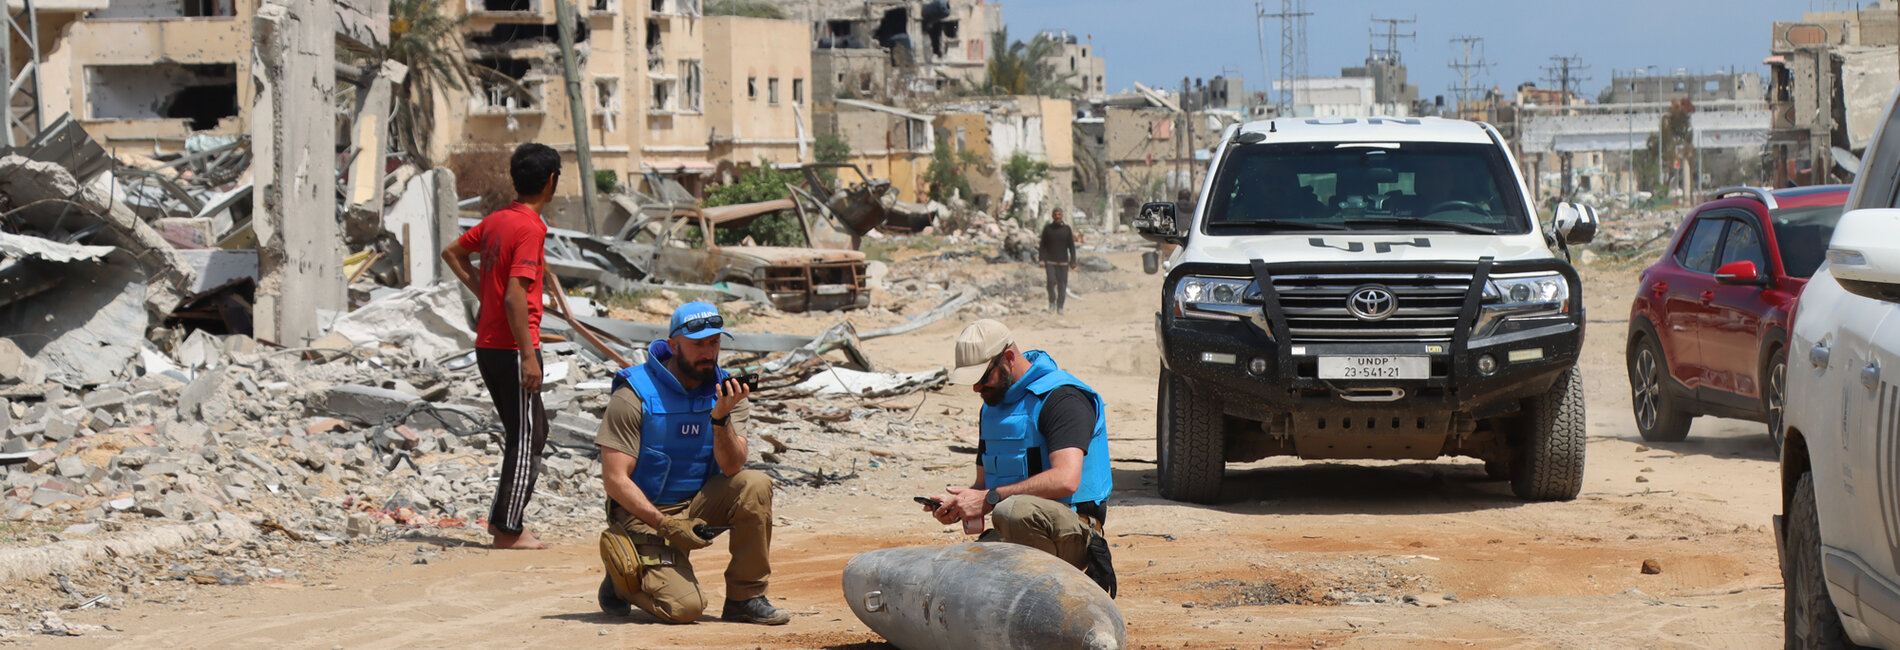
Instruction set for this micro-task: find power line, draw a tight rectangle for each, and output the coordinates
[1541,54,1591,105]
[1369,15,1415,63]
[1260,0,1312,111]
[1447,36,1490,120]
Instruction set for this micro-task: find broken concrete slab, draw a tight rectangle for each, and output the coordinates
[30,488,80,506]
[0,252,149,387]
[0,232,114,264]
[315,385,422,424]
[328,282,475,362]
[0,338,47,386]
[53,457,87,480]
[0,157,196,312]
[789,367,950,399]
[176,367,226,419]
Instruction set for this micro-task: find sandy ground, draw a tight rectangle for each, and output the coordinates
[42,251,1788,649]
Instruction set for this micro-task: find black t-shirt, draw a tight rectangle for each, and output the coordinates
[1039,222,1076,264]
[975,386,1096,474]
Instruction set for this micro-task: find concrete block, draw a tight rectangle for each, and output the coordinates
[24,450,56,472]
[53,456,86,479]
[42,416,79,441]
[177,367,227,418]
[0,436,26,454]
[82,388,131,412]
[59,522,101,537]
[30,488,79,506]
[0,338,46,386]
[317,385,421,424]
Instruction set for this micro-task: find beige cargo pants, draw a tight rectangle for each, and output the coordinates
[607,469,773,623]
[989,495,1094,570]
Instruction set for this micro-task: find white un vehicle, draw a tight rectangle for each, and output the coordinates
[1138,116,1598,504]
[1778,87,1900,649]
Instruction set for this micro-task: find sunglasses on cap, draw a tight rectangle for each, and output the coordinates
[671,313,724,337]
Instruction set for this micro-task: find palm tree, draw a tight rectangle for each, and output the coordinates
[983,27,1077,97]
[388,0,474,168]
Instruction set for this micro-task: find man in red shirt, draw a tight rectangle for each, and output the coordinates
[441,143,561,550]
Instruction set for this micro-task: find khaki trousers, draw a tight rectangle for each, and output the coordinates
[609,469,774,623]
[989,495,1092,570]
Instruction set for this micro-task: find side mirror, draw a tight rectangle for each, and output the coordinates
[1716,260,1767,285]
[1136,201,1186,245]
[1553,202,1598,245]
[1827,208,1900,301]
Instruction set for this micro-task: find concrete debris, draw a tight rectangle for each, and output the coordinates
[0,232,114,264]
[328,282,476,361]
[791,367,950,398]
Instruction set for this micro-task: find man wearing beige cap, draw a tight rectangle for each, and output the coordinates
[923,319,1117,596]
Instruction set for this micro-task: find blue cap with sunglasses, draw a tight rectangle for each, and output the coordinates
[668,301,733,340]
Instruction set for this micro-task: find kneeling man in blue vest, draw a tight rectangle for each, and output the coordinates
[594,302,789,625]
[925,318,1118,596]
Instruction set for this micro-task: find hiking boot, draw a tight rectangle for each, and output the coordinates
[721,596,790,625]
[597,575,632,617]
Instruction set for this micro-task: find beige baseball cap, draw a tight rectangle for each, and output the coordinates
[948,319,1013,385]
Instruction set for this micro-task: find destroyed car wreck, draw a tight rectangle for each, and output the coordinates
[610,199,872,313]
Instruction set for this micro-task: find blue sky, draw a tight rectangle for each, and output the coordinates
[1002,0,1840,102]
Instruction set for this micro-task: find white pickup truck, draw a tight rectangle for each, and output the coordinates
[1137,116,1598,503]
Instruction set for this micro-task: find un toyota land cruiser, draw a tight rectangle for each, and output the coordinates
[1138,116,1599,503]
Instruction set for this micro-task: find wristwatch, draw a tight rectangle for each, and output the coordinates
[984,490,1003,507]
[710,413,730,427]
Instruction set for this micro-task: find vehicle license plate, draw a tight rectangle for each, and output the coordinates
[1318,356,1427,380]
[814,284,850,295]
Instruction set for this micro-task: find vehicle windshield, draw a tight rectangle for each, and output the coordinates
[1201,141,1531,235]
[1771,202,1847,278]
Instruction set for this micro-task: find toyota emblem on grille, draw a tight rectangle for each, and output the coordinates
[1347,286,1397,322]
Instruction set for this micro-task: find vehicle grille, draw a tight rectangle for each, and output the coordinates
[1269,273,1473,343]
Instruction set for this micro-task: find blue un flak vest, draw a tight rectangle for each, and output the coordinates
[979,351,1112,507]
[612,340,729,505]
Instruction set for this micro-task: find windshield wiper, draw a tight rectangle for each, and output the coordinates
[1341,217,1497,235]
[1206,219,1349,231]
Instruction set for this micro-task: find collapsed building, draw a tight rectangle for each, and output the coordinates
[1766,2,1899,186]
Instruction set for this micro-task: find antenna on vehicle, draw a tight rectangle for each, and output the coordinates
[1269,121,1277,133]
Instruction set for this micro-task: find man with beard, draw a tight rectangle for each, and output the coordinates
[593,302,789,625]
[923,319,1118,597]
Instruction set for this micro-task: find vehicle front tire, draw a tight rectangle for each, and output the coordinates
[1511,368,1586,501]
[1629,335,1693,442]
[1157,369,1223,504]
[1786,472,1860,649]
[1767,348,1788,453]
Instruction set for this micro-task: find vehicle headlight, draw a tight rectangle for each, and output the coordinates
[1174,276,1256,322]
[1476,272,1571,337]
[1484,273,1569,309]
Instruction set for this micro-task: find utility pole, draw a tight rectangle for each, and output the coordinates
[1261,0,1311,112]
[554,0,599,235]
[1369,15,1416,63]
[3,0,43,147]
[1448,36,1489,121]
[1542,54,1591,202]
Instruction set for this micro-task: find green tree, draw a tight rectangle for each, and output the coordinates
[703,161,806,246]
[1002,151,1051,221]
[982,27,1077,97]
[704,0,788,19]
[924,140,973,203]
[1640,98,1695,196]
[814,132,852,186]
[389,0,474,168]
[595,169,619,195]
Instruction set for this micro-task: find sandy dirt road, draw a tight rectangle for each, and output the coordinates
[50,252,1788,649]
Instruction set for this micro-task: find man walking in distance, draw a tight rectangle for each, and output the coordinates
[441,143,559,550]
[924,319,1118,597]
[594,302,790,625]
[1038,208,1079,313]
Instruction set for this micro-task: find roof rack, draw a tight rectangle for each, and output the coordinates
[1707,186,1779,211]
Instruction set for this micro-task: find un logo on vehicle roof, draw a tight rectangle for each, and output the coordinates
[1347,286,1397,322]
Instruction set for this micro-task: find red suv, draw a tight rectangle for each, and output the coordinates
[1625,185,1849,446]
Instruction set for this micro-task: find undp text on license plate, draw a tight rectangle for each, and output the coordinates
[1318,356,1428,380]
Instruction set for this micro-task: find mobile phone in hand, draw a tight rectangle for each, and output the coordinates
[914,496,943,510]
[736,372,760,391]
[693,524,734,541]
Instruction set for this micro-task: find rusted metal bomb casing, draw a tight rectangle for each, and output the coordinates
[841,543,1125,650]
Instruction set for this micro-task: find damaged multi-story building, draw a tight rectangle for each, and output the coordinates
[1765,1,1898,186]
[439,1,816,228]
[10,0,254,151]
[1037,29,1104,103]
[789,0,999,108]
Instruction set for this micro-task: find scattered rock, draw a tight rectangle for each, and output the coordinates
[1641,559,1663,575]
